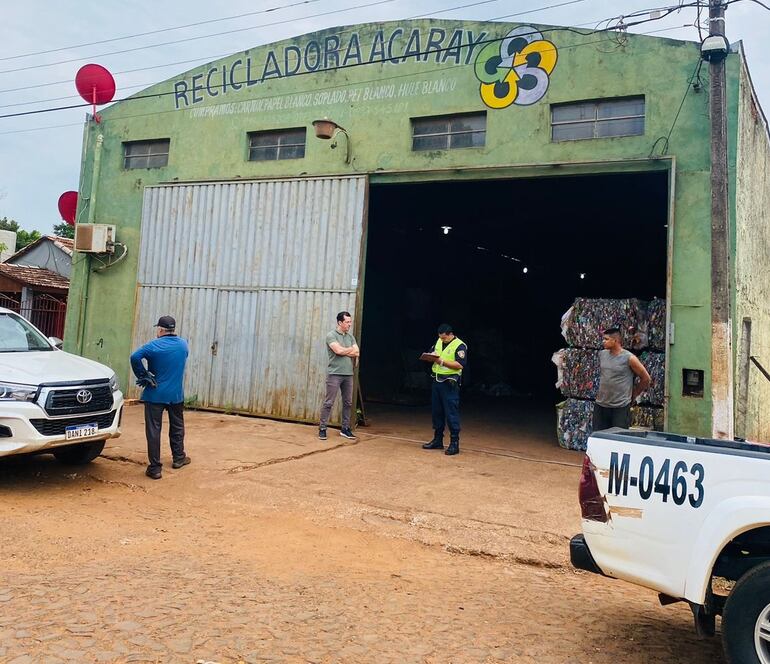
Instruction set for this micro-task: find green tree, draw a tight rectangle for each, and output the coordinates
[0,217,41,251]
[53,222,75,239]
[0,217,19,233]
[16,229,41,250]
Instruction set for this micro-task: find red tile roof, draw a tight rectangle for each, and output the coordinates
[50,236,74,255]
[0,264,69,290]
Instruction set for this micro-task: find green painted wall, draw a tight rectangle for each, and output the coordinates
[65,19,741,436]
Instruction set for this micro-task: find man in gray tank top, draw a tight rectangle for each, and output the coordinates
[593,327,651,431]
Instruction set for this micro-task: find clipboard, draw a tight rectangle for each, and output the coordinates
[419,353,440,363]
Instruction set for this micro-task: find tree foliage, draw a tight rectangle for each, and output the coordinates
[53,222,75,239]
[0,216,42,252]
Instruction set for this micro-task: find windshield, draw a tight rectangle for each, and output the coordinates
[0,312,53,352]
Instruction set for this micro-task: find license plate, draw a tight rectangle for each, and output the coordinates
[65,424,98,440]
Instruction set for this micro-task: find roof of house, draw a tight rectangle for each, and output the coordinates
[0,263,69,290]
[51,235,74,254]
[6,234,74,263]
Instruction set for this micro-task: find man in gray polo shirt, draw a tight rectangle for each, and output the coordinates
[319,311,359,441]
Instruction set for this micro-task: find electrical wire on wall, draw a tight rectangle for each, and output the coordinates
[648,57,705,158]
[90,242,129,273]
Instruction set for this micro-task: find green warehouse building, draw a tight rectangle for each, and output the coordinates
[65,18,770,444]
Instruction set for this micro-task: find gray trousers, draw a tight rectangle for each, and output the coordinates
[320,374,354,429]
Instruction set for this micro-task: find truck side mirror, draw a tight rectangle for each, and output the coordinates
[48,337,63,349]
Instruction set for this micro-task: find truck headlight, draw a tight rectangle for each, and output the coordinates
[109,374,120,393]
[0,382,37,402]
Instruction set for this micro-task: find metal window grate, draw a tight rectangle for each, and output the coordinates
[412,113,486,151]
[123,139,170,169]
[248,128,306,161]
[30,411,117,436]
[551,97,645,141]
[45,384,113,416]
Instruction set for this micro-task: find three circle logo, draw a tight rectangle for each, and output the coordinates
[474,26,558,109]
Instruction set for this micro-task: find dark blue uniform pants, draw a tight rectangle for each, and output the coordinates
[144,402,186,471]
[431,379,461,441]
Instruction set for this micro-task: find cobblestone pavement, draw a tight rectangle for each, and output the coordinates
[0,408,725,663]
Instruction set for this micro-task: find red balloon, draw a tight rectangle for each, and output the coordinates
[75,64,116,105]
[58,191,78,225]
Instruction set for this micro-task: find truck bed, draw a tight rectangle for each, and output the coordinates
[592,428,770,458]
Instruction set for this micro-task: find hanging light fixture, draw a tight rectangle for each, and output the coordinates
[312,118,352,164]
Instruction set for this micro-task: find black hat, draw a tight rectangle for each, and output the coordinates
[437,323,453,334]
[156,315,176,331]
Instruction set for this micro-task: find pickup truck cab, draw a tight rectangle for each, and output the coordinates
[0,306,123,464]
[571,428,770,664]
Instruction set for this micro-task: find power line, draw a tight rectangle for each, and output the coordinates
[0,24,645,120]
[0,0,590,107]
[0,0,326,63]
[741,0,770,9]
[0,23,691,132]
[3,0,699,101]
[0,0,702,116]
[0,0,513,90]
[0,0,402,76]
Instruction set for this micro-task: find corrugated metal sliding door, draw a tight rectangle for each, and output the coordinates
[131,176,367,423]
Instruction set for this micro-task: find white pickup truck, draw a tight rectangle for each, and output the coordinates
[571,429,770,663]
[0,306,123,464]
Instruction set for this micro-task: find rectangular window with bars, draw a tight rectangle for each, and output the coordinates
[551,97,645,141]
[248,128,307,161]
[123,139,170,169]
[411,113,486,151]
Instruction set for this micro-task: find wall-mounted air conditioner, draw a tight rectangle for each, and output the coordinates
[74,224,116,253]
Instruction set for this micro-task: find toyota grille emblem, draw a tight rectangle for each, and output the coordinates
[76,389,93,404]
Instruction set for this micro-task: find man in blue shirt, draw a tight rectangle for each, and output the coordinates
[130,315,190,480]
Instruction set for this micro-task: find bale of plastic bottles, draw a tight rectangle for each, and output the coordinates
[552,348,600,400]
[556,398,595,451]
[561,298,647,350]
[638,351,665,406]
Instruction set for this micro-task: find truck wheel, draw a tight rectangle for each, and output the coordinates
[723,561,770,664]
[53,440,106,465]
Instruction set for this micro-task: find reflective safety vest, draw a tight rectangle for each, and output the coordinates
[432,337,465,376]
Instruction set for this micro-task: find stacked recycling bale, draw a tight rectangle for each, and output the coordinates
[561,298,647,351]
[556,399,594,451]
[558,348,600,400]
[638,350,666,407]
[555,298,666,451]
[646,298,667,352]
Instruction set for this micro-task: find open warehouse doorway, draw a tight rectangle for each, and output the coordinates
[358,171,669,448]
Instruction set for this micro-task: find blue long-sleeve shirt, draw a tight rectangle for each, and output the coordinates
[130,335,189,404]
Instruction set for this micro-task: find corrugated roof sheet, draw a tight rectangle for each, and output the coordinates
[0,264,69,290]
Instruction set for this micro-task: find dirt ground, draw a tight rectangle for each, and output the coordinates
[0,403,725,664]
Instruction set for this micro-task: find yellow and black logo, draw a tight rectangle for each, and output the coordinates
[474,26,558,109]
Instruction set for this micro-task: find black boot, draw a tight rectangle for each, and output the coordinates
[445,438,459,455]
[422,431,444,450]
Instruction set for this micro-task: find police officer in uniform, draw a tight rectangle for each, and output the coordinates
[422,323,468,456]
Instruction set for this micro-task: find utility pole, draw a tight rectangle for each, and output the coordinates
[708,0,734,439]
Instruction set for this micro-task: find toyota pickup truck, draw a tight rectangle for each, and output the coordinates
[0,306,123,464]
[571,428,770,663]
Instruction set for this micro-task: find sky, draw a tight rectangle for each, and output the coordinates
[2,0,768,235]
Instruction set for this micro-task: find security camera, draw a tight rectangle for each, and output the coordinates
[700,35,730,62]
